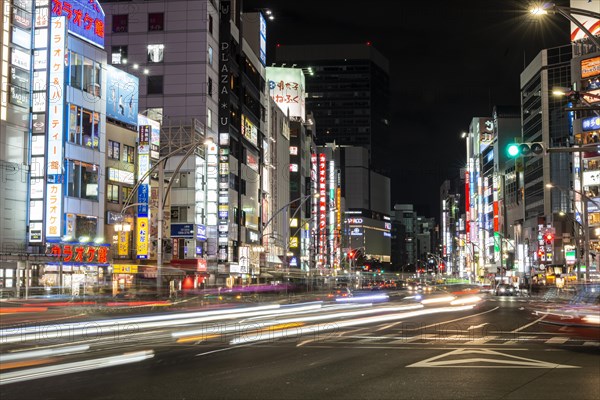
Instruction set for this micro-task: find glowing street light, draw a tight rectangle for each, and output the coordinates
[529,2,600,48]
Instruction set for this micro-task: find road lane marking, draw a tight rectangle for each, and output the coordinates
[545,336,570,344]
[195,347,240,357]
[465,335,498,345]
[511,314,547,333]
[467,323,489,330]
[406,348,579,368]
[404,307,500,331]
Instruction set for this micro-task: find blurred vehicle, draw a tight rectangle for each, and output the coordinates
[326,287,352,299]
[537,284,600,340]
[495,284,516,296]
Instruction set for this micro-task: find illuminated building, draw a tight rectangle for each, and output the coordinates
[275,43,391,176]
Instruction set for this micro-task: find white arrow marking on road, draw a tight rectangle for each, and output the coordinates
[406,348,579,368]
[467,323,489,330]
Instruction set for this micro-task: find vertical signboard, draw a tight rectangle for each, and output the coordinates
[259,13,267,65]
[28,0,50,243]
[45,16,66,239]
[319,154,327,261]
[136,217,149,258]
[206,142,219,259]
[218,0,231,264]
[328,160,336,268]
[136,122,151,259]
[311,153,318,264]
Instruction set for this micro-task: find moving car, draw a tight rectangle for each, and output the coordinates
[536,284,600,340]
[495,284,516,296]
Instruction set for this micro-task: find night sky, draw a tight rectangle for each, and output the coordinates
[245,0,571,219]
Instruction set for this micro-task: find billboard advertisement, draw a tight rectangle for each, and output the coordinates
[51,0,106,49]
[136,217,149,259]
[106,65,139,126]
[138,114,161,159]
[569,1,600,42]
[267,67,306,122]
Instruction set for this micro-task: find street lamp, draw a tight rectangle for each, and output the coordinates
[546,182,600,282]
[529,3,600,48]
[261,193,319,284]
[121,131,206,294]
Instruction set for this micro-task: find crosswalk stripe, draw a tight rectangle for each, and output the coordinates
[583,341,600,346]
[465,336,498,344]
[545,337,570,344]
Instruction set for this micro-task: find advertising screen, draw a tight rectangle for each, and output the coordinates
[569,1,600,43]
[267,67,306,122]
[106,65,139,126]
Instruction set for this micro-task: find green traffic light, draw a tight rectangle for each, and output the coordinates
[507,144,520,157]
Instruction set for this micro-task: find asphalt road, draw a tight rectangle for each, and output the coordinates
[1,296,599,400]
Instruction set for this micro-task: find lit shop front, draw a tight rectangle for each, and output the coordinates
[41,242,111,295]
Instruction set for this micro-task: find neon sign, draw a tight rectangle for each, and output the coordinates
[51,0,105,48]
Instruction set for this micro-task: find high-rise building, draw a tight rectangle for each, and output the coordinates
[391,204,417,270]
[103,1,301,286]
[275,43,391,176]
[518,45,574,282]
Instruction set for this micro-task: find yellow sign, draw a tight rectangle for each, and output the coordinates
[137,217,149,258]
[289,236,299,248]
[113,264,138,274]
[118,231,129,256]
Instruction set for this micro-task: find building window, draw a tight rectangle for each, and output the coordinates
[107,183,119,203]
[67,160,98,201]
[207,109,212,130]
[111,45,127,64]
[147,44,164,63]
[122,144,134,163]
[208,45,213,65]
[69,52,101,96]
[83,57,101,96]
[208,15,213,35]
[122,186,133,205]
[112,14,128,33]
[168,172,189,188]
[208,77,213,97]
[147,75,163,95]
[75,215,98,238]
[0,269,15,289]
[70,52,83,90]
[171,206,188,223]
[68,105,99,149]
[108,140,120,160]
[148,12,164,31]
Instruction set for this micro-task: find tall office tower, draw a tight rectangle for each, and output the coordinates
[391,204,417,270]
[275,43,391,176]
[103,1,278,285]
[519,45,573,279]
